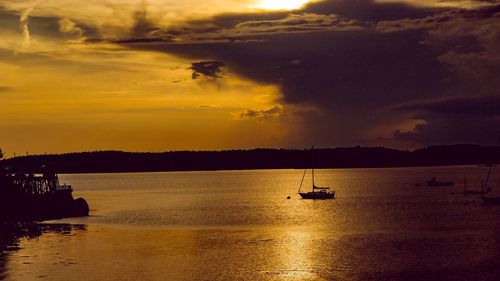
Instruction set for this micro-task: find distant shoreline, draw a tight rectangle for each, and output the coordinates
[55,164,485,175]
[2,144,499,174]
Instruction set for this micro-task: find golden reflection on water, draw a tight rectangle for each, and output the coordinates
[6,223,339,281]
[278,229,317,280]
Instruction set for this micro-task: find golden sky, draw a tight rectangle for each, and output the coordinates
[0,0,499,154]
[0,0,307,155]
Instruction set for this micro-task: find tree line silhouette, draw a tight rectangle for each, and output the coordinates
[1,145,500,174]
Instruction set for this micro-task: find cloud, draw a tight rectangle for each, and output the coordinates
[191,61,225,79]
[114,12,363,44]
[302,0,444,21]
[141,27,447,132]
[423,6,500,97]
[393,116,500,145]
[233,13,362,34]
[58,18,84,39]
[109,3,455,146]
[131,1,157,38]
[0,5,100,54]
[114,37,167,44]
[390,95,500,116]
[3,0,499,148]
[391,95,500,144]
[19,4,35,50]
[238,106,283,121]
[379,3,500,144]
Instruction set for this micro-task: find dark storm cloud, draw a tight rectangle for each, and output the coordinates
[137,12,363,43]
[385,4,500,145]
[131,2,158,38]
[393,115,500,145]
[393,117,500,145]
[114,37,167,44]
[191,61,225,79]
[112,0,500,146]
[390,95,500,116]
[157,11,290,39]
[234,13,362,34]
[135,27,447,112]
[136,29,446,146]
[302,0,444,21]
[391,95,500,144]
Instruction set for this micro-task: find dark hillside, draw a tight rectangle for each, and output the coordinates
[2,145,500,174]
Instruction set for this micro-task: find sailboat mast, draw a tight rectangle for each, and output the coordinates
[484,166,493,190]
[312,166,315,187]
[298,169,307,193]
[311,146,315,188]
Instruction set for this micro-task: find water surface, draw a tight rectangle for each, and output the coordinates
[2,166,500,280]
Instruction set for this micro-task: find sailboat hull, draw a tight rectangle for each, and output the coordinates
[299,191,335,200]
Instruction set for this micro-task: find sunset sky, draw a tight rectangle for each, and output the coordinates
[0,0,499,155]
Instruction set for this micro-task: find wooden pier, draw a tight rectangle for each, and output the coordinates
[7,172,72,197]
[0,169,88,221]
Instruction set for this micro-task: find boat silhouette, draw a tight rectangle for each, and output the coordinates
[426,177,454,187]
[297,147,335,200]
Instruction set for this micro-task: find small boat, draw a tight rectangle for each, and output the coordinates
[426,177,454,187]
[297,147,335,200]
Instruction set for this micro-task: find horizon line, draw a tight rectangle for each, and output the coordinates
[2,143,495,159]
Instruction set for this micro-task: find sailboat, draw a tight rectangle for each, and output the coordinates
[298,147,335,200]
[481,136,500,205]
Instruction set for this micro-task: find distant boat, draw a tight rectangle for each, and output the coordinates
[426,177,454,187]
[298,147,335,200]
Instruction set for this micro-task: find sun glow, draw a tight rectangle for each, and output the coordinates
[255,0,312,10]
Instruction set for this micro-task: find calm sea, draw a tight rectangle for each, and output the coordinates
[1,166,500,280]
